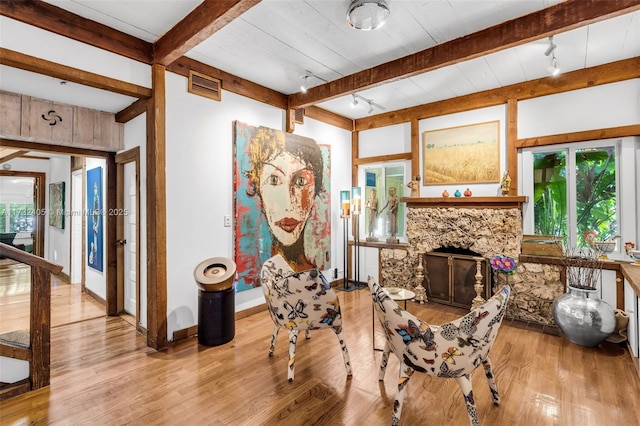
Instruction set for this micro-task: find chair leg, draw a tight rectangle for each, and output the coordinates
[287,330,299,382]
[392,362,413,426]
[305,329,311,339]
[455,374,480,426]
[268,326,279,356]
[379,341,390,381]
[482,357,500,404]
[332,325,352,377]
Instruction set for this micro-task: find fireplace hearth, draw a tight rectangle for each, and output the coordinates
[379,200,566,326]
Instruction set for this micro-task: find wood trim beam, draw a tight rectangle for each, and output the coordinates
[351,132,358,187]
[0,149,29,163]
[168,56,287,110]
[506,99,518,196]
[116,99,148,124]
[353,153,412,166]
[516,125,640,148]
[290,0,640,109]
[146,64,168,350]
[0,138,110,158]
[355,57,640,131]
[154,0,262,66]
[304,106,353,131]
[0,0,152,64]
[0,48,152,99]
[410,119,419,178]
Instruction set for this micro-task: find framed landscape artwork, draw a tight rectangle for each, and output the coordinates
[423,120,500,185]
[49,182,65,229]
[232,121,331,292]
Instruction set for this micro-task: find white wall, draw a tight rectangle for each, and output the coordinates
[518,79,640,138]
[164,72,352,340]
[47,157,71,274]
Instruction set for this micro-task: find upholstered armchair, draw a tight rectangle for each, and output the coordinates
[369,277,511,426]
[260,254,352,382]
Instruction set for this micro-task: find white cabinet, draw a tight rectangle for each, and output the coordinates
[625,280,639,358]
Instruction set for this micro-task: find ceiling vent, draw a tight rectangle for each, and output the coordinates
[294,108,305,124]
[188,70,221,101]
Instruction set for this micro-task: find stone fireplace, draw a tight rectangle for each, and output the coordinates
[379,197,564,327]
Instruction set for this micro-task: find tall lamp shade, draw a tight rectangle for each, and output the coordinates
[351,187,362,215]
[340,190,351,218]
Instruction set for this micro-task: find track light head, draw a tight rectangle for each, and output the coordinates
[351,94,358,108]
[544,36,557,57]
[547,55,560,76]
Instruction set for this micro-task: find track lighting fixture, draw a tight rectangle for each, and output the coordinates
[350,93,385,114]
[547,55,560,76]
[544,36,557,57]
[300,70,328,93]
[544,36,560,77]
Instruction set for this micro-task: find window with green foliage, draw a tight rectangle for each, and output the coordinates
[9,203,35,233]
[528,142,617,248]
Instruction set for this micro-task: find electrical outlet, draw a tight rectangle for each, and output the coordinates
[224,215,231,227]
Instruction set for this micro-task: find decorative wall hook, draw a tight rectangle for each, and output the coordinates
[42,110,63,126]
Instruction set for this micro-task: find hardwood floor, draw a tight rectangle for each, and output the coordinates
[1,285,639,425]
[0,263,105,337]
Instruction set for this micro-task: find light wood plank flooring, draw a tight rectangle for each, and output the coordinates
[1,282,639,425]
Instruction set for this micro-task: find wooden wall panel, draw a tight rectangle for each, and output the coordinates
[72,107,95,147]
[25,98,52,141]
[0,91,21,136]
[50,102,73,144]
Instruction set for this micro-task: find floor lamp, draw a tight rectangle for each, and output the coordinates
[338,190,358,292]
[352,186,364,289]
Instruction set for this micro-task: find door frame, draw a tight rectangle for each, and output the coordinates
[115,147,140,328]
[0,170,46,257]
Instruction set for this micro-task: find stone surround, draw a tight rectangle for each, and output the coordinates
[380,204,564,325]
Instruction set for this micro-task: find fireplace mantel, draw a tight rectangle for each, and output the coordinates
[401,195,528,209]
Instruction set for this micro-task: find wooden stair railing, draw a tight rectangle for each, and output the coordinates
[0,242,63,401]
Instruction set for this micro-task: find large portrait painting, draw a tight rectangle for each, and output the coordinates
[49,182,65,229]
[423,120,500,185]
[87,167,103,272]
[233,121,331,291]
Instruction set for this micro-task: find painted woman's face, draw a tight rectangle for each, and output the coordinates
[260,151,316,247]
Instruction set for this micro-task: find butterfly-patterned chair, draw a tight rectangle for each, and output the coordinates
[260,254,352,382]
[369,277,511,426]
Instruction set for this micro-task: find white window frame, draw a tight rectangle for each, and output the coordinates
[521,139,620,252]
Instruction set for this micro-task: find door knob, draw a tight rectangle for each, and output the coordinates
[116,239,127,246]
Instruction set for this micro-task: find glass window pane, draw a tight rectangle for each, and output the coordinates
[575,147,617,247]
[384,166,405,238]
[0,204,7,232]
[533,151,567,239]
[9,204,35,233]
[364,168,382,239]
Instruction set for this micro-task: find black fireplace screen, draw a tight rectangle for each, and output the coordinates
[423,249,491,309]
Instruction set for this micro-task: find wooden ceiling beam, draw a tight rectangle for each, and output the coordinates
[290,0,640,109]
[0,48,152,99]
[154,0,262,66]
[0,0,153,64]
[355,57,640,131]
[0,149,29,163]
[167,56,288,110]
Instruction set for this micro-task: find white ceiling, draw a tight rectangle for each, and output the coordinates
[4,0,639,120]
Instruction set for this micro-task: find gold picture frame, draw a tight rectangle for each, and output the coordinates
[422,120,500,185]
